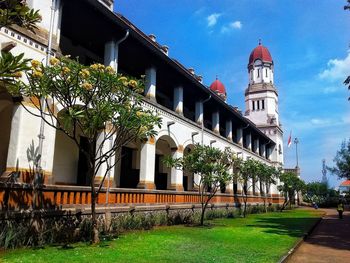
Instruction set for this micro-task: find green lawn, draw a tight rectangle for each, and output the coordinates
[1,209,323,263]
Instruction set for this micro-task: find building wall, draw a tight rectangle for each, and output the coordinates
[0,2,282,199]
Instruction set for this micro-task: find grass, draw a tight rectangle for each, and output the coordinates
[0,209,323,263]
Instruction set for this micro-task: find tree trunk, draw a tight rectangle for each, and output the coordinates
[91,188,100,244]
[200,202,205,226]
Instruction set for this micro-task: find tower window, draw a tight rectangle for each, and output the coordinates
[262,100,265,110]
[257,100,260,110]
[257,69,260,78]
[265,69,268,77]
[250,71,253,80]
[252,101,255,111]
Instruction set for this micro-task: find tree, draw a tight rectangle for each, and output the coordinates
[278,172,306,211]
[256,163,280,213]
[238,158,260,217]
[8,57,161,243]
[303,181,339,207]
[0,0,41,83]
[164,145,235,226]
[327,139,350,180]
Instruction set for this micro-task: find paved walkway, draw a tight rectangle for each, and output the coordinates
[287,208,350,263]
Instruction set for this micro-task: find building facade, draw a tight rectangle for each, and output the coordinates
[0,0,284,209]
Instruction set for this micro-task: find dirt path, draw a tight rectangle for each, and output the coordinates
[287,208,350,263]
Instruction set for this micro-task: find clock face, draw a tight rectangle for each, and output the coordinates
[254,59,262,66]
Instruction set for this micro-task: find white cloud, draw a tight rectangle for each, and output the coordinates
[221,21,242,33]
[319,51,350,81]
[207,13,221,27]
[322,85,343,94]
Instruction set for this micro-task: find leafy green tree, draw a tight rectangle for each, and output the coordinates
[0,0,41,29]
[278,172,306,211]
[256,163,280,212]
[9,57,162,243]
[164,145,235,226]
[0,0,41,83]
[327,139,350,179]
[238,158,260,217]
[303,181,340,207]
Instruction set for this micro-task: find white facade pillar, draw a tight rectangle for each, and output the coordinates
[169,149,184,191]
[145,67,157,101]
[236,127,243,145]
[173,86,183,115]
[193,173,200,191]
[137,137,156,189]
[266,146,272,160]
[225,168,234,194]
[236,180,243,195]
[195,101,203,125]
[225,120,232,141]
[95,132,116,187]
[104,40,116,70]
[261,144,266,158]
[254,138,260,154]
[246,133,252,151]
[212,111,220,134]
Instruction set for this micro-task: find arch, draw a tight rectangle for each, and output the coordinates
[0,89,14,175]
[154,134,178,190]
[155,130,179,149]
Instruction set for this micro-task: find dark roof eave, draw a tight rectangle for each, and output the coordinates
[83,0,273,144]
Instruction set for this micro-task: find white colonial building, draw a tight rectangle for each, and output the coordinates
[0,0,284,208]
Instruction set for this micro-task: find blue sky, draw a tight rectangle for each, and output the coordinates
[115,0,350,188]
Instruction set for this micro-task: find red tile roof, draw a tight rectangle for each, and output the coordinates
[340,180,350,186]
[249,44,273,65]
[209,79,226,95]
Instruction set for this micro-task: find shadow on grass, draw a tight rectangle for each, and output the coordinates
[246,217,319,238]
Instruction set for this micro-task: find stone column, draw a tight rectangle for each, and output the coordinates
[236,180,243,195]
[261,143,266,158]
[246,133,252,151]
[145,67,157,101]
[212,111,220,134]
[195,101,203,125]
[169,148,184,191]
[193,173,200,191]
[104,40,116,70]
[225,120,232,141]
[137,137,156,189]
[236,127,243,145]
[247,178,253,195]
[266,146,271,160]
[173,86,183,115]
[95,132,116,187]
[254,138,260,154]
[225,168,234,194]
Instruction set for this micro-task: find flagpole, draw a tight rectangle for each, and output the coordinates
[294,137,299,168]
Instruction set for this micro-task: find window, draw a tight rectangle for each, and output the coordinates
[262,100,265,110]
[265,69,268,77]
[250,71,253,80]
[257,100,260,110]
[257,69,260,78]
[252,101,255,111]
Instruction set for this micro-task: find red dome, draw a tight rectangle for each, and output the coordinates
[209,79,226,95]
[248,44,273,65]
